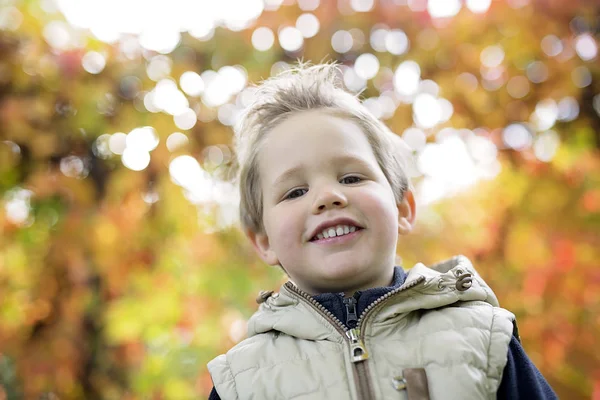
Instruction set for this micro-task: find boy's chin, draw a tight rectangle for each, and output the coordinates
[311,261,375,291]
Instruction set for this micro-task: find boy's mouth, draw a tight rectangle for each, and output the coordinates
[309,218,364,241]
[310,224,363,241]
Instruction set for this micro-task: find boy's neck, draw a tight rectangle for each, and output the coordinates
[296,267,396,297]
[342,269,395,297]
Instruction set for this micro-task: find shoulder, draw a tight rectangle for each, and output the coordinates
[208,331,278,373]
[207,333,278,400]
[425,303,516,390]
[444,302,515,383]
[443,301,515,350]
[415,300,515,332]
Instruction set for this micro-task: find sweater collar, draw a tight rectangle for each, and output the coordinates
[312,267,407,329]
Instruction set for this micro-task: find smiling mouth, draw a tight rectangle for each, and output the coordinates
[310,224,364,241]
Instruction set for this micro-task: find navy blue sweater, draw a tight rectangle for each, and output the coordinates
[209,267,557,399]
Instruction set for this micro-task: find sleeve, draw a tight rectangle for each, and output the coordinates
[207,354,239,400]
[497,336,558,399]
[209,387,222,400]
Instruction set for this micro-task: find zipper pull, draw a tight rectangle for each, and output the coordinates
[346,328,369,362]
[343,297,358,328]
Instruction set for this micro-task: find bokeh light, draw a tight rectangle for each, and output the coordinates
[166,132,189,152]
[541,34,563,57]
[298,0,320,11]
[534,130,560,162]
[480,45,505,68]
[252,27,275,51]
[466,0,492,13]
[370,27,388,52]
[153,79,189,116]
[533,99,558,131]
[503,123,533,150]
[174,108,198,130]
[403,127,427,152]
[60,156,88,179]
[108,132,127,155]
[427,0,461,18]
[557,96,579,122]
[419,80,440,97]
[126,127,159,152]
[278,26,304,52]
[81,51,106,74]
[385,29,410,55]
[354,53,380,80]
[343,66,367,92]
[146,55,172,82]
[56,0,265,43]
[296,13,320,38]
[393,61,421,96]
[408,0,428,12]
[93,134,112,159]
[350,0,375,13]
[217,103,242,127]
[4,188,33,225]
[43,20,74,50]
[413,93,442,129]
[332,30,353,53]
[506,76,530,99]
[180,72,205,97]
[574,34,598,61]
[121,147,151,171]
[526,61,549,83]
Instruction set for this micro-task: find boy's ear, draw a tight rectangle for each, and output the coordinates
[397,190,416,236]
[246,228,280,266]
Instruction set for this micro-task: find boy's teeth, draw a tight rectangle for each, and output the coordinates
[316,224,359,240]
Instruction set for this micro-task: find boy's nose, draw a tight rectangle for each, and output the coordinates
[312,189,348,213]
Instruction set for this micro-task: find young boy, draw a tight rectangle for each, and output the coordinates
[207,64,556,399]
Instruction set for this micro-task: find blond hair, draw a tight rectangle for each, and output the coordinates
[235,63,412,234]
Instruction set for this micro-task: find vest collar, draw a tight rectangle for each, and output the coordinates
[247,255,500,341]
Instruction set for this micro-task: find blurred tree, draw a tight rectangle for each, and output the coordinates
[0,0,598,399]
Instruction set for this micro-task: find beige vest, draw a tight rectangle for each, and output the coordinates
[208,256,515,400]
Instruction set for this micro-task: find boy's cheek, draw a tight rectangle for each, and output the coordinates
[267,212,302,243]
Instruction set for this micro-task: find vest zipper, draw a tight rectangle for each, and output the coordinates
[343,296,359,328]
[355,276,425,329]
[283,276,425,400]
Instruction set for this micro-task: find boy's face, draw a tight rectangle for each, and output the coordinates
[248,110,415,295]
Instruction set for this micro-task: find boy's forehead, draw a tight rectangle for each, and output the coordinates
[258,111,378,181]
[274,108,355,130]
[263,110,368,150]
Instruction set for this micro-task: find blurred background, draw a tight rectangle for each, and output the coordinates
[0,0,599,398]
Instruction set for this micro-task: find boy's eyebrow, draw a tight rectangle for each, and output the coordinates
[273,165,304,188]
[272,155,372,187]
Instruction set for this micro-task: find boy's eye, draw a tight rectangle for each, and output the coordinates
[340,175,362,184]
[284,188,307,200]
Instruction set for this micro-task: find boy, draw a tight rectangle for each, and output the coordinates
[207,64,556,399]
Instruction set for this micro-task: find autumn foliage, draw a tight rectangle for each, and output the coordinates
[0,0,599,399]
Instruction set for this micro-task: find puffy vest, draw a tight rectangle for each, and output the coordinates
[208,256,515,400]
